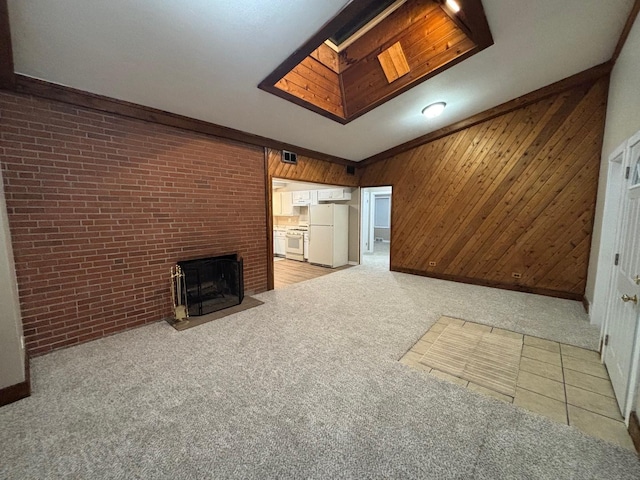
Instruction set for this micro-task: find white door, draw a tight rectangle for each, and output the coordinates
[593,145,625,327]
[604,131,640,415]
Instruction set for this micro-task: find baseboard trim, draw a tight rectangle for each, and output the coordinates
[629,411,640,454]
[0,352,31,407]
[0,380,29,407]
[391,266,583,301]
[348,261,359,266]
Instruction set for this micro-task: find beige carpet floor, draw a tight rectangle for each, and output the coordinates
[3,256,638,479]
[168,296,264,331]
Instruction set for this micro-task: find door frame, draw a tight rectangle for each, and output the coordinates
[596,141,627,333]
[620,130,640,422]
[360,189,372,254]
[360,186,392,261]
[601,129,640,423]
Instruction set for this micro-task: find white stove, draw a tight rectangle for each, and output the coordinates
[285,225,308,261]
[286,225,308,232]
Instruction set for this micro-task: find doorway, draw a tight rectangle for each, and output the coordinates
[270,178,360,289]
[361,186,392,267]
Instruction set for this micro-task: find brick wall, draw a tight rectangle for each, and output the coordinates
[0,92,268,355]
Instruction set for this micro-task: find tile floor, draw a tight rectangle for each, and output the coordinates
[400,315,636,451]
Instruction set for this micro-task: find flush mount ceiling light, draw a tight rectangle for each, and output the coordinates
[422,102,447,118]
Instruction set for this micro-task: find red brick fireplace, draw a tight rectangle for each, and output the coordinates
[0,92,268,355]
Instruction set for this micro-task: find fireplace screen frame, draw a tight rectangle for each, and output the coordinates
[172,254,244,318]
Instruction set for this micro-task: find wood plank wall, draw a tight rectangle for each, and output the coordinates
[359,78,609,299]
[275,57,344,118]
[341,0,475,117]
[267,149,360,186]
[310,44,340,74]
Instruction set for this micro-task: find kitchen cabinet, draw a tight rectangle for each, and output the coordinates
[273,192,297,216]
[272,192,282,215]
[292,190,311,206]
[280,192,295,215]
[274,230,286,256]
[317,190,331,201]
[317,188,351,201]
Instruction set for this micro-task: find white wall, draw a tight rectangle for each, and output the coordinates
[346,189,360,263]
[0,167,26,390]
[585,13,640,414]
[586,14,640,310]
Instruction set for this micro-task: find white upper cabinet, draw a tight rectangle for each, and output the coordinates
[317,188,351,201]
[272,191,282,215]
[274,188,349,215]
[292,190,311,206]
[273,192,297,216]
[280,192,295,215]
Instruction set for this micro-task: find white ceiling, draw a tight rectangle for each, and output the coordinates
[7,0,634,161]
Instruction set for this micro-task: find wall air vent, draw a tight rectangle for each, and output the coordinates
[282,150,298,165]
[346,165,356,175]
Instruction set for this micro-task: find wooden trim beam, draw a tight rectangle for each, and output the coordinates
[611,0,640,65]
[13,75,357,168]
[264,148,275,291]
[0,0,15,89]
[259,83,349,125]
[458,0,494,48]
[359,61,613,166]
[392,266,584,301]
[437,0,493,49]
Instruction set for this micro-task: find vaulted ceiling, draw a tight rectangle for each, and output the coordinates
[7,0,635,161]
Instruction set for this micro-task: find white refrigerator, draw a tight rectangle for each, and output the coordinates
[309,204,349,268]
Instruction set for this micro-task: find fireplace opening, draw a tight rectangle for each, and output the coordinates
[171,254,244,318]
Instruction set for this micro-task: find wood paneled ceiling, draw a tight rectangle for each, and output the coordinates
[259,0,493,124]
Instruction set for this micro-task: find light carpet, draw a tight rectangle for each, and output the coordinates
[169,296,264,331]
[1,256,638,479]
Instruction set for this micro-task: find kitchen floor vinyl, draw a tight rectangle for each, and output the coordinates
[274,258,352,289]
[400,316,636,451]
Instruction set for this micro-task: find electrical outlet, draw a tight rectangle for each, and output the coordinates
[20,335,25,349]
[512,272,522,279]
[429,261,437,267]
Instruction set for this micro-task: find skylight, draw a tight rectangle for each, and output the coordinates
[326,0,401,50]
[259,0,493,124]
